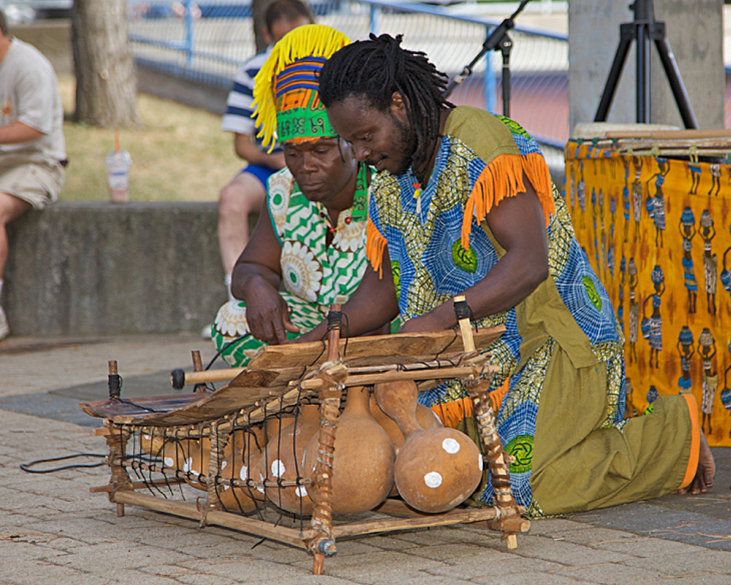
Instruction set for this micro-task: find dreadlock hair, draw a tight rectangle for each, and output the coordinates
[319,33,453,179]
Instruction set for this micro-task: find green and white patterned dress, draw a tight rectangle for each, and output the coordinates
[212,164,369,366]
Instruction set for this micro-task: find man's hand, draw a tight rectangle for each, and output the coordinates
[243,278,300,345]
[398,310,453,335]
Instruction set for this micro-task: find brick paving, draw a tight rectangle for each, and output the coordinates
[1,334,730,584]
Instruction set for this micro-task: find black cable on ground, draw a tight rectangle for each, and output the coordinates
[20,453,106,473]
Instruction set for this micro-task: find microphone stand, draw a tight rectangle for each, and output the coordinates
[444,0,532,118]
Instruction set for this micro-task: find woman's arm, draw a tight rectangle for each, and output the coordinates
[231,202,298,345]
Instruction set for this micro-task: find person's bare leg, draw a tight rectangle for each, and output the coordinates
[0,192,32,339]
[217,172,267,275]
[0,191,32,280]
[677,432,715,495]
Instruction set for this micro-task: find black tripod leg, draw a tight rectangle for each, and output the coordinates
[595,26,634,122]
[654,36,699,129]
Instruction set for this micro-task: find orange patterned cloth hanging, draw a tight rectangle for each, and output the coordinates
[565,141,731,447]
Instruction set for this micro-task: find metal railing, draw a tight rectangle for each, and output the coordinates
[128,0,569,155]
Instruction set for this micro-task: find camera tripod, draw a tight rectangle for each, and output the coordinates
[593,0,698,128]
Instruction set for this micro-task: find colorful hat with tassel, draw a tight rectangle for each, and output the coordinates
[252,24,351,151]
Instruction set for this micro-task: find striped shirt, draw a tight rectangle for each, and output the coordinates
[221,48,271,146]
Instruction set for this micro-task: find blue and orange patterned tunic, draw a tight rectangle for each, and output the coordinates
[366,107,625,516]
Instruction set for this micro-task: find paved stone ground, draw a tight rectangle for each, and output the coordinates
[1,334,730,585]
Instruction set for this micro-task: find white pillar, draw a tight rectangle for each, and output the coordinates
[568,0,724,133]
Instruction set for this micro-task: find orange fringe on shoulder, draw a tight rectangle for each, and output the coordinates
[461,152,555,250]
[366,217,387,278]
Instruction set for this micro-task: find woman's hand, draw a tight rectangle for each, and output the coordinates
[243,277,299,344]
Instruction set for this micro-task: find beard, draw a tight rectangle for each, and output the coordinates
[390,112,418,177]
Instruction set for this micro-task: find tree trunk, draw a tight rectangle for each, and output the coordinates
[72,0,139,127]
[252,0,273,53]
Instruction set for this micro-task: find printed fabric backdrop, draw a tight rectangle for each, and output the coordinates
[565,141,731,447]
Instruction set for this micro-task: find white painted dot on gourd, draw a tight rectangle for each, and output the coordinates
[295,485,308,498]
[424,471,443,488]
[271,460,286,478]
[257,472,265,493]
[442,438,461,454]
[478,454,484,471]
[164,457,174,467]
[239,465,248,482]
[221,460,228,470]
[143,434,151,440]
[182,457,193,473]
[223,485,230,491]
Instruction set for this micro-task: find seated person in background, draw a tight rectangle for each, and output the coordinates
[298,33,714,516]
[0,10,65,341]
[211,24,371,367]
[217,0,313,301]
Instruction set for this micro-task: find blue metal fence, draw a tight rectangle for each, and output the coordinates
[128,0,569,155]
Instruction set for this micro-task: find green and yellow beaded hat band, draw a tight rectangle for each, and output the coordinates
[252,24,351,150]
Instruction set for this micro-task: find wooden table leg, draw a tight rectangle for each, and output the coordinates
[105,424,134,517]
[307,305,344,575]
[453,296,530,547]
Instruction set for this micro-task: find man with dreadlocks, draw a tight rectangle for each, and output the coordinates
[299,33,714,517]
[210,25,376,367]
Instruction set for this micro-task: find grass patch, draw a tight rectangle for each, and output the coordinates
[59,74,242,202]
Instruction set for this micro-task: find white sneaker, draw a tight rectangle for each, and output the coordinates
[0,307,8,341]
[201,323,213,339]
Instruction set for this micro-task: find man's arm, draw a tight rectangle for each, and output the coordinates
[233,133,285,170]
[400,174,549,333]
[231,200,298,344]
[0,120,43,144]
[295,248,400,343]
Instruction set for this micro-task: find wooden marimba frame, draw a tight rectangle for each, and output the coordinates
[83,299,529,575]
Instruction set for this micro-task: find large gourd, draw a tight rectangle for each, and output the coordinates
[369,395,443,452]
[370,392,443,497]
[139,432,165,457]
[375,380,483,514]
[261,405,319,515]
[304,386,395,515]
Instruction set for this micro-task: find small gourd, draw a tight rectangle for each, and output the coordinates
[159,439,199,474]
[217,428,263,513]
[183,436,211,491]
[261,405,320,515]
